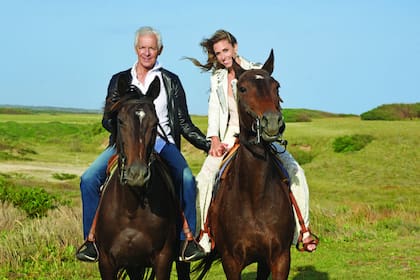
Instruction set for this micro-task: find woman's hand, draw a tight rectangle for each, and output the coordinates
[209,136,227,157]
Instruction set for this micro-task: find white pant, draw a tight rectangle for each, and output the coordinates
[196,144,310,245]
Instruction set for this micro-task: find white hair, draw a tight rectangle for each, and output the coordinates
[134,26,163,50]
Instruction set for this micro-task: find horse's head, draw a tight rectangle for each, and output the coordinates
[111,77,160,188]
[233,49,284,144]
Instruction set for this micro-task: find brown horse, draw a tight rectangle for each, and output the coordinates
[198,50,294,280]
[95,77,190,280]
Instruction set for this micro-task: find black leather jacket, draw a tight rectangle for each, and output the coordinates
[102,68,210,153]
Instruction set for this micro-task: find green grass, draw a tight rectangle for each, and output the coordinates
[0,112,419,279]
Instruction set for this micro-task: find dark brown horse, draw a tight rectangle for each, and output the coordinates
[95,77,190,280]
[198,50,294,280]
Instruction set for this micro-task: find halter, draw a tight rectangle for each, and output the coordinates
[243,108,285,145]
[116,97,157,185]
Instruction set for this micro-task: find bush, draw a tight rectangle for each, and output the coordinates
[286,145,315,165]
[0,185,63,218]
[52,173,77,180]
[333,134,374,153]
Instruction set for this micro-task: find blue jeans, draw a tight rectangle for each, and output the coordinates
[79,143,197,241]
[159,143,197,240]
[80,145,115,239]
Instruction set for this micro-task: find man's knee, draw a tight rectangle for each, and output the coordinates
[183,168,194,181]
[80,170,102,193]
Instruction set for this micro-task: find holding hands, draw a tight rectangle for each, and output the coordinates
[209,136,228,157]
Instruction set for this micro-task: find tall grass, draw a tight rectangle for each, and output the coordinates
[0,113,419,279]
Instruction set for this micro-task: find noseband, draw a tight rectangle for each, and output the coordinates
[244,108,285,145]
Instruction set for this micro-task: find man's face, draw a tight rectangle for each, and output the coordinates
[135,34,160,70]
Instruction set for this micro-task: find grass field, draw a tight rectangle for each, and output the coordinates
[0,112,419,279]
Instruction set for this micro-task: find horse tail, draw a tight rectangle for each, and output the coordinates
[193,250,220,280]
[116,267,152,280]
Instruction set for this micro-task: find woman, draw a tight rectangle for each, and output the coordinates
[188,29,318,253]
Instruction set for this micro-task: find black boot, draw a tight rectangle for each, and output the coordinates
[76,240,99,262]
[179,239,206,262]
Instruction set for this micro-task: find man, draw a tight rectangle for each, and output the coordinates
[76,26,209,262]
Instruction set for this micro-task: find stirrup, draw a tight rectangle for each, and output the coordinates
[76,240,99,262]
[296,229,319,253]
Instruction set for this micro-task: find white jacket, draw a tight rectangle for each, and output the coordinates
[206,56,261,141]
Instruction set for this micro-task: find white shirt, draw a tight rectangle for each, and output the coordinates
[130,61,174,152]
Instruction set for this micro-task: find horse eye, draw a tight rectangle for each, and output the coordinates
[239,86,247,93]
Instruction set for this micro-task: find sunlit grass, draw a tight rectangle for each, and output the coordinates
[0,113,419,279]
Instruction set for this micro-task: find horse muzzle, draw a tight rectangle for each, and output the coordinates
[260,112,284,142]
[120,162,151,187]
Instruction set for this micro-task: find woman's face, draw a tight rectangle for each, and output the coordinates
[213,39,238,69]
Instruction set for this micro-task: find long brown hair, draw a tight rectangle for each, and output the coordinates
[186,29,237,72]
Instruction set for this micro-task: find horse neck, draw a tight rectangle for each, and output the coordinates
[239,136,270,160]
[236,144,273,190]
[109,172,146,212]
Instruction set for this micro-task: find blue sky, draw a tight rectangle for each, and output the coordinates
[1,0,419,115]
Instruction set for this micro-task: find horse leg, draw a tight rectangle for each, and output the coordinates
[256,262,270,280]
[221,257,242,280]
[175,261,191,280]
[153,255,173,280]
[270,252,291,280]
[98,254,118,280]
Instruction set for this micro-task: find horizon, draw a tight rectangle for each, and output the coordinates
[1,1,419,115]
[2,102,419,117]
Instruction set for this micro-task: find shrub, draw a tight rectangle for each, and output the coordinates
[52,173,77,180]
[286,146,315,165]
[0,185,63,218]
[333,134,374,153]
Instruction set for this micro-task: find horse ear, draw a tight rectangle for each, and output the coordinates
[262,49,274,75]
[118,73,130,94]
[232,58,245,79]
[146,76,161,100]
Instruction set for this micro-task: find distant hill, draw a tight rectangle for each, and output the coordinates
[2,103,418,122]
[361,103,420,120]
[0,105,101,114]
[0,105,350,122]
[282,108,356,122]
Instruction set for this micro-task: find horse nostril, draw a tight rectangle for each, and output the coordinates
[279,115,283,126]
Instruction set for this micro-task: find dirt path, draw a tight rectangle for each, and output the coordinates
[0,161,85,181]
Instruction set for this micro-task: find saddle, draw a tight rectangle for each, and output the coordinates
[212,143,240,197]
[99,154,119,193]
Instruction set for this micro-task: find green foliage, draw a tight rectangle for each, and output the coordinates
[291,149,315,165]
[0,107,33,114]
[0,121,107,161]
[361,102,420,120]
[52,173,77,180]
[333,134,374,153]
[0,112,419,279]
[0,183,66,218]
[282,108,353,122]
[0,121,105,144]
[286,144,315,165]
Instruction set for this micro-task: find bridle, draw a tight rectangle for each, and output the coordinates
[237,76,288,158]
[116,97,157,185]
[249,111,285,145]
